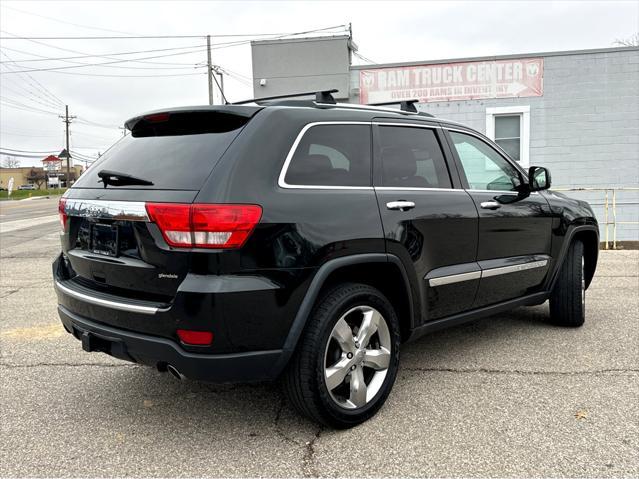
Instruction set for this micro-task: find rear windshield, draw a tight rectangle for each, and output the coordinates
[74,112,248,190]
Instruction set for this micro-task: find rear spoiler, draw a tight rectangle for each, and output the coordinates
[124,105,263,132]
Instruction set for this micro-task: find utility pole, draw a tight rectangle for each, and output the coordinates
[59,105,75,187]
[206,35,213,105]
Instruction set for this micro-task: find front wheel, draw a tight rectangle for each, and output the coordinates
[283,283,401,428]
[549,240,586,327]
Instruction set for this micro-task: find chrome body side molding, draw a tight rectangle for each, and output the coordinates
[427,257,550,287]
[429,271,482,287]
[481,259,549,278]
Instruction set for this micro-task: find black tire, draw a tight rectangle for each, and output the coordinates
[549,240,586,327]
[283,282,401,428]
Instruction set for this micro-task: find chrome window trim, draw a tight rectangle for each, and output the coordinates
[54,281,161,315]
[375,186,463,192]
[428,259,548,287]
[64,199,149,222]
[429,271,481,287]
[278,121,374,191]
[467,189,539,195]
[373,121,441,129]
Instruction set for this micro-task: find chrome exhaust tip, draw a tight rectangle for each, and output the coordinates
[166,364,185,380]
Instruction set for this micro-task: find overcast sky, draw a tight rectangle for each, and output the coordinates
[1,0,638,166]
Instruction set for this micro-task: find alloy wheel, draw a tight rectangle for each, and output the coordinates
[323,305,391,409]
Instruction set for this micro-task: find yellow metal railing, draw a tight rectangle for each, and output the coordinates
[554,187,639,249]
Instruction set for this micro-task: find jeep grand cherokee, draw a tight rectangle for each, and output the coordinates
[53,92,598,428]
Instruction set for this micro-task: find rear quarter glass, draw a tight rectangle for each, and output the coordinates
[74,113,249,191]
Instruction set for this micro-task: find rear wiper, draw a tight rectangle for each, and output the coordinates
[97,169,154,188]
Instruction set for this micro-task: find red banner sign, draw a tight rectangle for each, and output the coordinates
[359,58,543,104]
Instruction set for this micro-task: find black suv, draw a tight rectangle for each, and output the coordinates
[53,92,598,428]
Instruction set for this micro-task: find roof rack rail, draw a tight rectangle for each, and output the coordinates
[232,89,338,105]
[368,99,435,117]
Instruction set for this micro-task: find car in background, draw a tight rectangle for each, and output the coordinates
[17,184,36,190]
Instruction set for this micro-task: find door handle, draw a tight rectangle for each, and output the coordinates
[386,200,416,211]
[480,201,501,210]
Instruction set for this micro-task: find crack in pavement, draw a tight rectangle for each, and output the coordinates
[272,393,323,478]
[401,366,639,376]
[0,281,52,298]
[302,426,322,478]
[0,288,20,299]
[273,394,305,447]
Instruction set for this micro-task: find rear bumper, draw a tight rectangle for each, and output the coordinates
[58,305,284,383]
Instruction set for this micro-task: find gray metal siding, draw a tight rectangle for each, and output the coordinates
[251,36,351,99]
[350,49,639,241]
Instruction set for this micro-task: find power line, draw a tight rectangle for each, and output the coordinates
[0,50,65,106]
[1,147,60,153]
[1,4,139,36]
[0,150,55,158]
[0,33,313,40]
[0,131,62,138]
[1,68,206,78]
[354,51,377,64]
[75,117,121,129]
[0,25,348,77]
[70,150,99,159]
[71,130,118,142]
[0,125,63,134]
[0,50,205,70]
[0,78,63,109]
[0,47,209,73]
[1,29,208,68]
[0,100,60,116]
[0,43,207,64]
[0,24,349,41]
[0,95,60,114]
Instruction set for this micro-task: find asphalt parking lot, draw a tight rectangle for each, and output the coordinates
[1,197,638,477]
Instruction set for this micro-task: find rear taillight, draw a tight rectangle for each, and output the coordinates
[58,197,67,232]
[145,203,262,249]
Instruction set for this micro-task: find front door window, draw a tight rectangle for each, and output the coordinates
[449,131,521,192]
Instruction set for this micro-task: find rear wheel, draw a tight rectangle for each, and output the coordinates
[283,283,401,428]
[549,240,586,327]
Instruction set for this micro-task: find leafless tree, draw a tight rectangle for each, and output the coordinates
[2,156,21,168]
[614,33,639,47]
[26,168,47,189]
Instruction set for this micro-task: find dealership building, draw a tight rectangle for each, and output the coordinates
[251,37,639,244]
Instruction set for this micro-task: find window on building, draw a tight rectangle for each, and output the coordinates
[284,124,371,187]
[449,131,521,191]
[378,126,452,189]
[494,115,521,161]
[486,106,530,167]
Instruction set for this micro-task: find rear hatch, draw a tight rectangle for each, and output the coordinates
[60,107,262,301]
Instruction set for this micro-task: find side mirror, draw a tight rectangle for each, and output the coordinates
[528,166,551,191]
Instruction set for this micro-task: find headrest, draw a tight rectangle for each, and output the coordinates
[382,146,417,178]
[304,154,333,172]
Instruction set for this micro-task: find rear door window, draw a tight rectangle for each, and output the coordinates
[283,124,371,187]
[74,111,250,190]
[378,126,452,189]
